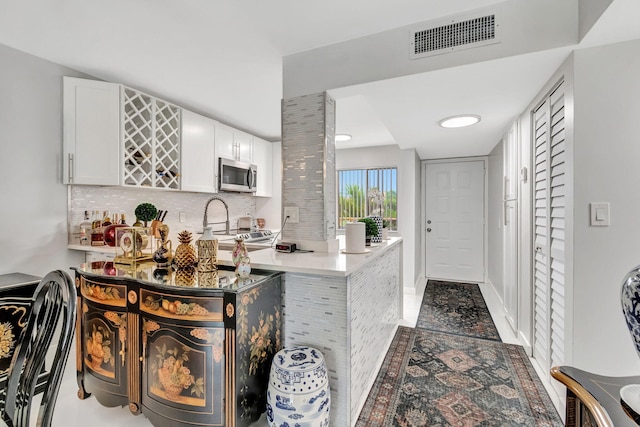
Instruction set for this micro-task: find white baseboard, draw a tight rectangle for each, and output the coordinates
[404,275,426,295]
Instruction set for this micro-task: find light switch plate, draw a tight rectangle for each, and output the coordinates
[590,202,610,226]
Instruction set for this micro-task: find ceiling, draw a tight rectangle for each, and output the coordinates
[1,0,639,159]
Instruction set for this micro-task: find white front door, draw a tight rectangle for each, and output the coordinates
[425,160,485,282]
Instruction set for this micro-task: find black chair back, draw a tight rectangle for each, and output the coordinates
[3,270,77,427]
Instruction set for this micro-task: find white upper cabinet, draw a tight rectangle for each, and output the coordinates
[64,77,181,190]
[235,130,254,164]
[63,77,270,197]
[253,137,273,197]
[215,122,253,163]
[63,77,120,185]
[181,110,217,193]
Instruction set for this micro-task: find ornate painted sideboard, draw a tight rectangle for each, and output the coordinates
[73,264,282,427]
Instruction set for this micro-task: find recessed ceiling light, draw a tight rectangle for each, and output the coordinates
[438,115,481,128]
[335,134,352,142]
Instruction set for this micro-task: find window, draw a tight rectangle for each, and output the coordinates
[337,167,397,231]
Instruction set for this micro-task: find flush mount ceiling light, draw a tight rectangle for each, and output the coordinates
[335,134,352,142]
[438,114,481,128]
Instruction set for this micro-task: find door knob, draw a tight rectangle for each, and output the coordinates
[427,220,432,224]
[427,228,432,232]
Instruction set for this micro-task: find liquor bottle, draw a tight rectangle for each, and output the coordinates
[91,210,105,246]
[104,212,129,247]
[79,210,92,246]
[102,210,112,227]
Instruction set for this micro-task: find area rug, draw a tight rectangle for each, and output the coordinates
[356,327,562,427]
[416,280,501,341]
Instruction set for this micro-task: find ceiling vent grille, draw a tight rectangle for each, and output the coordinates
[410,10,501,59]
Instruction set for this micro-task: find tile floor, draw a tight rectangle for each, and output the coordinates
[49,282,560,426]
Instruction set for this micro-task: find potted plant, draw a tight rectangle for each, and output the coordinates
[134,202,158,227]
[382,220,390,240]
[358,218,379,246]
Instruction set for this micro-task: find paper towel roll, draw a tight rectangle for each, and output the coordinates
[345,222,366,253]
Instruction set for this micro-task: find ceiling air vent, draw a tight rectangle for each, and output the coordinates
[410,9,501,59]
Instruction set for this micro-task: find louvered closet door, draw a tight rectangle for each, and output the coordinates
[532,81,566,374]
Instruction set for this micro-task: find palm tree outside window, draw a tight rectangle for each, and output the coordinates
[337,167,397,231]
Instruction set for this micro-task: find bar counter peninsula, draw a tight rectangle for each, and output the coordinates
[71,236,403,427]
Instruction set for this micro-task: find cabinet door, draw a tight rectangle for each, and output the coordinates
[181,110,217,193]
[235,130,253,163]
[253,137,273,197]
[214,122,236,161]
[139,288,225,426]
[63,77,120,185]
[78,277,129,405]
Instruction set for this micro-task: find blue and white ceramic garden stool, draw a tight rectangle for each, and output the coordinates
[266,346,330,427]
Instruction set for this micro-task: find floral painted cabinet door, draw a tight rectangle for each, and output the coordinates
[223,275,283,426]
[77,276,129,407]
[139,287,226,427]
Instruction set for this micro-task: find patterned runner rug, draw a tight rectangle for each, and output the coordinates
[356,327,562,426]
[416,280,501,341]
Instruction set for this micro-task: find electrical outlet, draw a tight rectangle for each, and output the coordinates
[284,206,299,224]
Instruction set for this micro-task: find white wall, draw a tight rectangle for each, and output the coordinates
[572,39,640,375]
[0,44,85,277]
[578,0,614,40]
[336,145,422,292]
[487,140,505,298]
[283,0,579,98]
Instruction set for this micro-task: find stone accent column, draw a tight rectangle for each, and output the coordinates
[281,92,338,252]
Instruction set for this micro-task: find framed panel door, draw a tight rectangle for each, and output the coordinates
[425,160,485,282]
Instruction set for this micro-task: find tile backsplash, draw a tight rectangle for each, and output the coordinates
[68,185,256,244]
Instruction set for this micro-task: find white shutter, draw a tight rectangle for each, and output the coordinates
[532,81,566,372]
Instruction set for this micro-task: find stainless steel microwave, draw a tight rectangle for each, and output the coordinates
[218,157,257,193]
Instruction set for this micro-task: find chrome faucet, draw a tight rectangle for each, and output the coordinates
[203,197,230,234]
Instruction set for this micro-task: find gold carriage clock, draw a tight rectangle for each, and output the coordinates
[114,227,154,265]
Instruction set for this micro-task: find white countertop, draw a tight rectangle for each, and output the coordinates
[69,236,402,277]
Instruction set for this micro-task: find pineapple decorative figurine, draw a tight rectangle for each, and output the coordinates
[174,267,196,287]
[174,230,197,269]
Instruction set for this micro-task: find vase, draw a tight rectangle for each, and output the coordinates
[368,216,383,243]
[620,265,640,412]
[382,227,389,240]
[237,255,251,279]
[153,224,172,267]
[621,265,640,356]
[232,238,248,267]
[197,226,218,273]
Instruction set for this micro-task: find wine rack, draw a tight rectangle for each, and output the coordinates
[122,87,181,190]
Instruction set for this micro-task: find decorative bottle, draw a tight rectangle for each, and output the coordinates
[231,238,248,276]
[79,210,91,246]
[91,210,104,246]
[104,213,129,247]
[197,227,218,273]
[152,224,172,267]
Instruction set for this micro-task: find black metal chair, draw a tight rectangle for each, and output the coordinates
[1,270,77,427]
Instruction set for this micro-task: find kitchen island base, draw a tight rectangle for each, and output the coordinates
[281,241,402,426]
